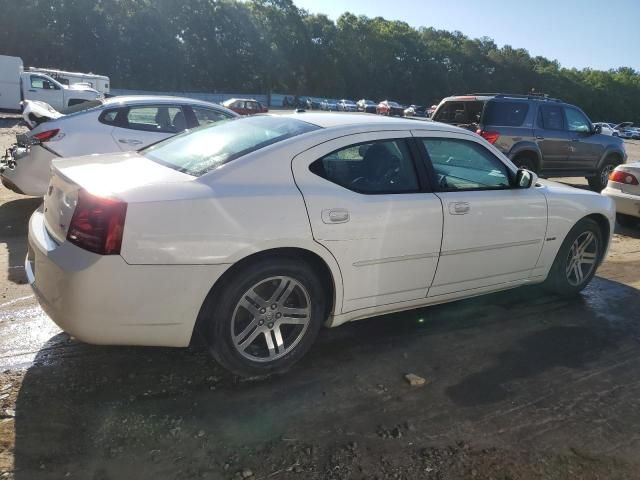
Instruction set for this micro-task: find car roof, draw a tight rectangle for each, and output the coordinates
[223,98,258,103]
[276,112,464,132]
[103,95,227,108]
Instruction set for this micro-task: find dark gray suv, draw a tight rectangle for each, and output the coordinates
[432,94,627,191]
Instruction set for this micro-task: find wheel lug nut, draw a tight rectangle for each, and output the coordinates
[268,322,274,328]
[271,304,277,310]
[260,308,266,314]
[258,320,264,325]
[276,313,282,319]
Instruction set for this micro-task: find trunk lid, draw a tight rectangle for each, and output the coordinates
[43,151,194,243]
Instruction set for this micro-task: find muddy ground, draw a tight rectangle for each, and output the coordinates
[1,116,640,479]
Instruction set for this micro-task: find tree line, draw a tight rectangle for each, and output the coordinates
[1,0,639,122]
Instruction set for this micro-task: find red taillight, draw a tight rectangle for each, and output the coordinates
[609,170,639,185]
[476,129,500,144]
[32,129,60,142]
[67,190,127,255]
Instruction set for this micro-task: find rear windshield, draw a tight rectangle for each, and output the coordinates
[433,100,485,125]
[142,116,320,176]
[483,101,529,127]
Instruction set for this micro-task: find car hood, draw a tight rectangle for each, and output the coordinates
[537,179,600,196]
[21,100,64,128]
[64,83,100,94]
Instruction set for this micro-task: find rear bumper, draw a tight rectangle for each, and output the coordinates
[602,187,640,218]
[1,144,58,196]
[28,207,230,347]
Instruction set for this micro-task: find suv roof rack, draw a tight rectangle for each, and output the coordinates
[459,92,564,103]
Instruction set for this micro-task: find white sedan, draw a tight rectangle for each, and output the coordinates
[602,162,640,228]
[1,96,237,196]
[27,113,615,377]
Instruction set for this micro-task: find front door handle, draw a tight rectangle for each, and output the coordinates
[28,89,37,93]
[118,139,143,145]
[448,202,470,215]
[535,136,544,140]
[322,208,350,224]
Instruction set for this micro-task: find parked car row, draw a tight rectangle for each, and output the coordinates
[1,89,637,378]
[19,111,616,377]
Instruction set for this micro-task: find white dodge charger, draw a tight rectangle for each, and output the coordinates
[27,113,615,376]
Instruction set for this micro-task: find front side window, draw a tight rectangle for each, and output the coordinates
[125,106,184,133]
[191,107,232,126]
[565,107,591,133]
[143,116,319,176]
[423,138,511,191]
[538,105,564,130]
[309,140,419,194]
[30,75,59,90]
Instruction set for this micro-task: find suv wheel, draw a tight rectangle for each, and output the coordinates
[512,154,538,173]
[543,218,603,296]
[202,258,326,377]
[588,159,618,192]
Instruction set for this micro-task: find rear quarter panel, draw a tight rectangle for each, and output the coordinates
[532,180,615,279]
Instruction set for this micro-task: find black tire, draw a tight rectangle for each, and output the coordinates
[512,154,538,173]
[587,158,618,192]
[617,213,639,228]
[543,218,603,296]
[201,257,326,377]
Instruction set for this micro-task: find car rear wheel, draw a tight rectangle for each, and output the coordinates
[588,159,618,192]
[617,213,638,228]
[543,218,603,296]
[512,154,538,173]
[202,258,326,377]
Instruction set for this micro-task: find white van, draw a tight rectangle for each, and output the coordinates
[0,55,103,111]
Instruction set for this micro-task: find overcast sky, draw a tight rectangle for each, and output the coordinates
[293,0,640,71]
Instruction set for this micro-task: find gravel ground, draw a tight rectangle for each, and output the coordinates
[1,117,640,479]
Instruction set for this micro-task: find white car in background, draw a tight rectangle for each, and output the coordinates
[1,96,237,196]
[27,113,615,377]
[602,162,640,228]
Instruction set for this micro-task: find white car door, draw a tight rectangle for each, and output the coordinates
[414,131,548,298]
[292,131,443,313]
[25,74,64,111]
[110,104,185,151]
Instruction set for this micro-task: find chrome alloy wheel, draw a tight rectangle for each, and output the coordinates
[565,231,599,287]
[231,276,311,362]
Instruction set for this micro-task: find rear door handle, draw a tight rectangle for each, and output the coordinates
[535,136,544,140]
[28,89,37,93]
[321,208,350,224]
[448,202,470,215]
[118,139,143,145]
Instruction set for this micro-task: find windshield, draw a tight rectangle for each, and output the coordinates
[142,116,320,176]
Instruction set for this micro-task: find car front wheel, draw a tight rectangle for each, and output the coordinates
[543,218,603,296]
[202,258,326,377]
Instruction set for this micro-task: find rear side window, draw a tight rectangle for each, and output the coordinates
[191,107,232,126]
[433,100,484,124]
[538,106,564,130]
[98,108,122,125]
[483,101,529,127]
[309,140,419,194]
[143,116,320,176]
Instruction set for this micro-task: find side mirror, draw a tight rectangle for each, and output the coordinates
[515,168,538,188]
[593,124,602,135]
